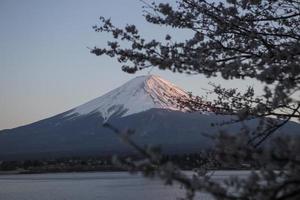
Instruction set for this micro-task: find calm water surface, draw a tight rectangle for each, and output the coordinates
[0,171,250,200]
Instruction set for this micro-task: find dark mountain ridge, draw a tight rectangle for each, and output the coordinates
[0,108,299,161]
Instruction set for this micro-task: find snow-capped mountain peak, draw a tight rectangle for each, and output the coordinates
[66,75,190,120]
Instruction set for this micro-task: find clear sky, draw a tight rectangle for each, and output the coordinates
[0,0,263,130]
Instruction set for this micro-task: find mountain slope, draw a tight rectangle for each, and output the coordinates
[0,108,299,161]
[66,75,190,120]
[0,75,299,161]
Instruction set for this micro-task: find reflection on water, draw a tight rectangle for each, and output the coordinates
[0,171,249,200]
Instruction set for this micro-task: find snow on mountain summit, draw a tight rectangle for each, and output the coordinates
[66,75,190,120]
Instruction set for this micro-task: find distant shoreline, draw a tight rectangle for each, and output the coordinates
[0,168,252,176]
[0,168,128,175]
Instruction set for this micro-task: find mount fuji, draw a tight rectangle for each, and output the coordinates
[0,75,299,161]
[66,75,190,121]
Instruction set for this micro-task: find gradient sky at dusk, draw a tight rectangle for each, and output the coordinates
[0,0,263,129]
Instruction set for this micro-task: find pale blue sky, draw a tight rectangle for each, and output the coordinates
[0,0,262,129]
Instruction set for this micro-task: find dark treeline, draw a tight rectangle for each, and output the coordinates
[0,156,116,173]
[0,152,255,174]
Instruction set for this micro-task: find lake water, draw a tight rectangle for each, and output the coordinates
[0,171,250,200]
